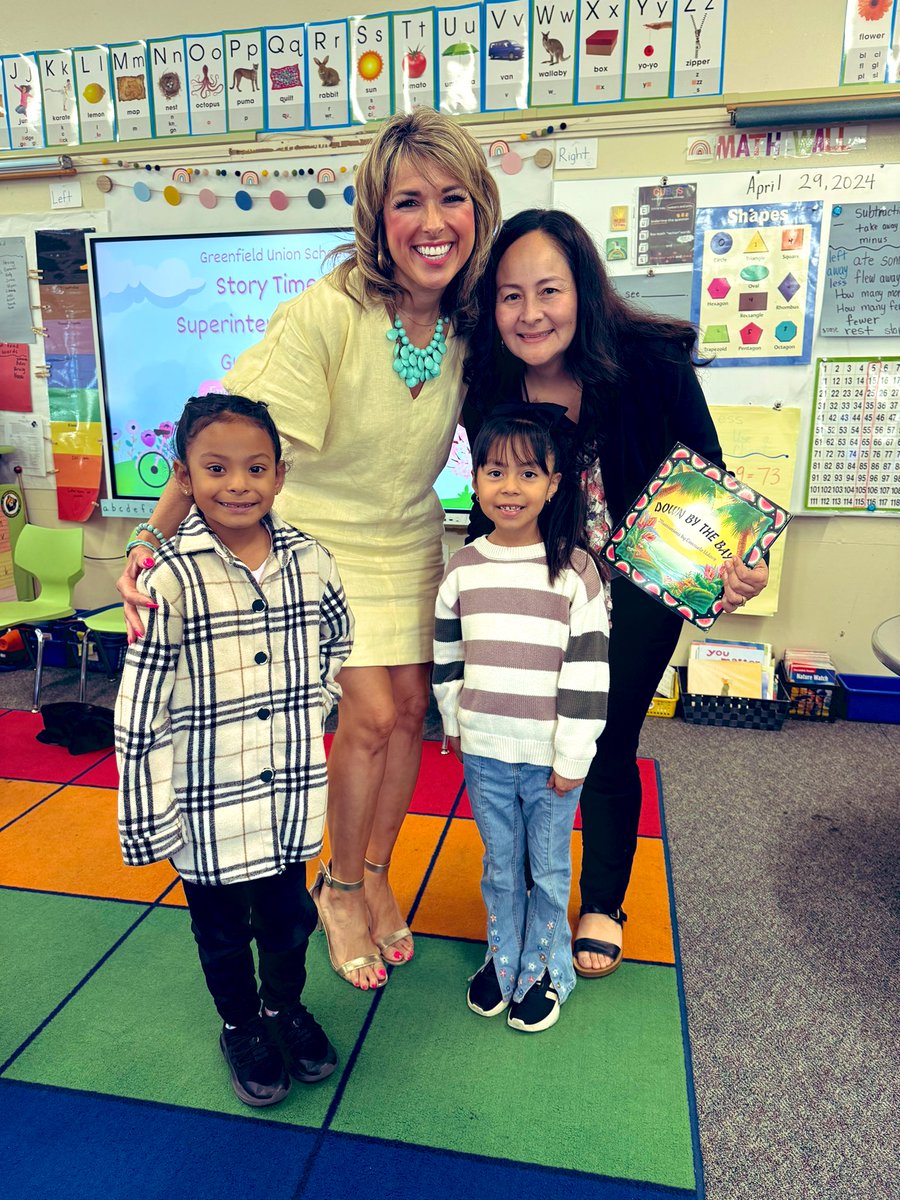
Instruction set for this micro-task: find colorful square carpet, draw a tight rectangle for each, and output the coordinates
[0,710,703,1199]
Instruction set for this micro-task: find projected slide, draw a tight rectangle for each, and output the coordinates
[90,230,347,501]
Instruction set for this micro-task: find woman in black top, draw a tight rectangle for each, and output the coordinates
[463,209,769,977]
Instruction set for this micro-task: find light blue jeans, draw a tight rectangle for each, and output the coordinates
[463,753,581,1005]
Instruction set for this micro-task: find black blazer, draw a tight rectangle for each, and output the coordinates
[462,336,724,538]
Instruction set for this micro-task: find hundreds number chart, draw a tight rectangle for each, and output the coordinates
[806,359,900,513]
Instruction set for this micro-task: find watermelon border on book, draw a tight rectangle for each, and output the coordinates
[601,441,792,629]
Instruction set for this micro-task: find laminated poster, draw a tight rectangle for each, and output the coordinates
[350,14,393,125]
[185,34,228,137]
[224,30,265,133]
[267,25,309,131]
[305,20,351,128]
[601,443,792,629]
[392,9,438,113]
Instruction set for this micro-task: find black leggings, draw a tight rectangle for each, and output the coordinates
[182,862,318,1027]
[578,576,683,913]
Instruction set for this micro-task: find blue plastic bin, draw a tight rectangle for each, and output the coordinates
[835,674,900,724]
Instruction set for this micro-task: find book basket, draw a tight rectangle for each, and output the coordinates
[777,666,836,722]
[677,668,791,731]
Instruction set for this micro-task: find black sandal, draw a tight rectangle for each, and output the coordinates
[572,907,627,979]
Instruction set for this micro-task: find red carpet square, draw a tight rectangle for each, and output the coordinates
[0,710,111,783]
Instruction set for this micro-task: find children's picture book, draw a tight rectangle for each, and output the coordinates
[601,443,792,629]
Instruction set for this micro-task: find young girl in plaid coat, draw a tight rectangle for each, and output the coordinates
[116,394,353,1108]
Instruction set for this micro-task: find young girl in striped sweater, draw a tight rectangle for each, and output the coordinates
[433,407,610,1032]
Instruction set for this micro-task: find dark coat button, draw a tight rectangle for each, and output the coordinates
[252,599,266,612]
[257,708,270,720]
[260,769,274,783]
[255,652,268,664]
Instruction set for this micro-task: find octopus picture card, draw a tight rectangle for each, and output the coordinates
[601,443,792,629]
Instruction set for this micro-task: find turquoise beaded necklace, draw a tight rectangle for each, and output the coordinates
[387,313,447,388]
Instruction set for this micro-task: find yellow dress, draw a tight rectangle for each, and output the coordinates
[224,270,464,667]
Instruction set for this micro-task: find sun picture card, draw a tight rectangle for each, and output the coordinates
[601,443,792,629]
[350,13,393,124]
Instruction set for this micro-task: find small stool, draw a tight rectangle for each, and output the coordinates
[78,607,128,702]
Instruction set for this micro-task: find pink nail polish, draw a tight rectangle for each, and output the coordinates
[394,952,402,960]
[378,968,387,977]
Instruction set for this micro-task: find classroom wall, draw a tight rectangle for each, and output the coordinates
[2,1,899,676]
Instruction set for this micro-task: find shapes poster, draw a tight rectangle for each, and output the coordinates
[484,0,530,111]
[692,201,823,367]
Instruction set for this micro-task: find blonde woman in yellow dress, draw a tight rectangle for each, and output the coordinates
[117,109,501,991]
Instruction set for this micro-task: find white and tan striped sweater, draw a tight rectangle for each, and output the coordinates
[433,536,610,779]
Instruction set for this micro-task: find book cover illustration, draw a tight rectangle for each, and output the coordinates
[601,443,792,629]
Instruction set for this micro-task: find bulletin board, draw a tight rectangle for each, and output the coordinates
[554,162,900,516]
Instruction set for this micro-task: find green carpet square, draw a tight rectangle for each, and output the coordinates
[6,906,375,1125]
[331,937,696,1190]
[0,890,141,1065]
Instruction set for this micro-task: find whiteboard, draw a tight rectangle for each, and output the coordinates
[554,164,900,515]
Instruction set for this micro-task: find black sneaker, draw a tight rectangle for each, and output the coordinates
[466,960,510,1018]
[220,1016,290,1107]
[507,971,560,1033]
[268,1002,338,1083]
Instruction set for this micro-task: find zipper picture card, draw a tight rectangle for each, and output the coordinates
[350,13,393,125]
[671,0,726,98]
[623,0,675,100]
[38,51,79,147]
[224,29,265,133]
[266,24,308,130]
[529,1,577,107]
[3,54,45,150]
[148,38,191,138]
[484,0,530,111]
[437,3,483,114]
[110,42,152,141]
[393,8,438,113]
[575,0,626,105]
[305,20,351,129]
[185,33,227,136]
[73,45,115,144]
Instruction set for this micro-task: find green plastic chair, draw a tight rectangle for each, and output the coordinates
[0,524,85,711]
[77,605,128,702]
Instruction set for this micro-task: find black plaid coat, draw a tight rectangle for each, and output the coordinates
[115,509,353,885]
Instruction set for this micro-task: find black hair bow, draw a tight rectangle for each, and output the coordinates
[490,400,570,429]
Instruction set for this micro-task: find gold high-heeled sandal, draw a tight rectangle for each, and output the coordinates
[365,858,414,966]
[310,861,386,987]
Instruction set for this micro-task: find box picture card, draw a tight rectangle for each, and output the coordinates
[575,0,625,105]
